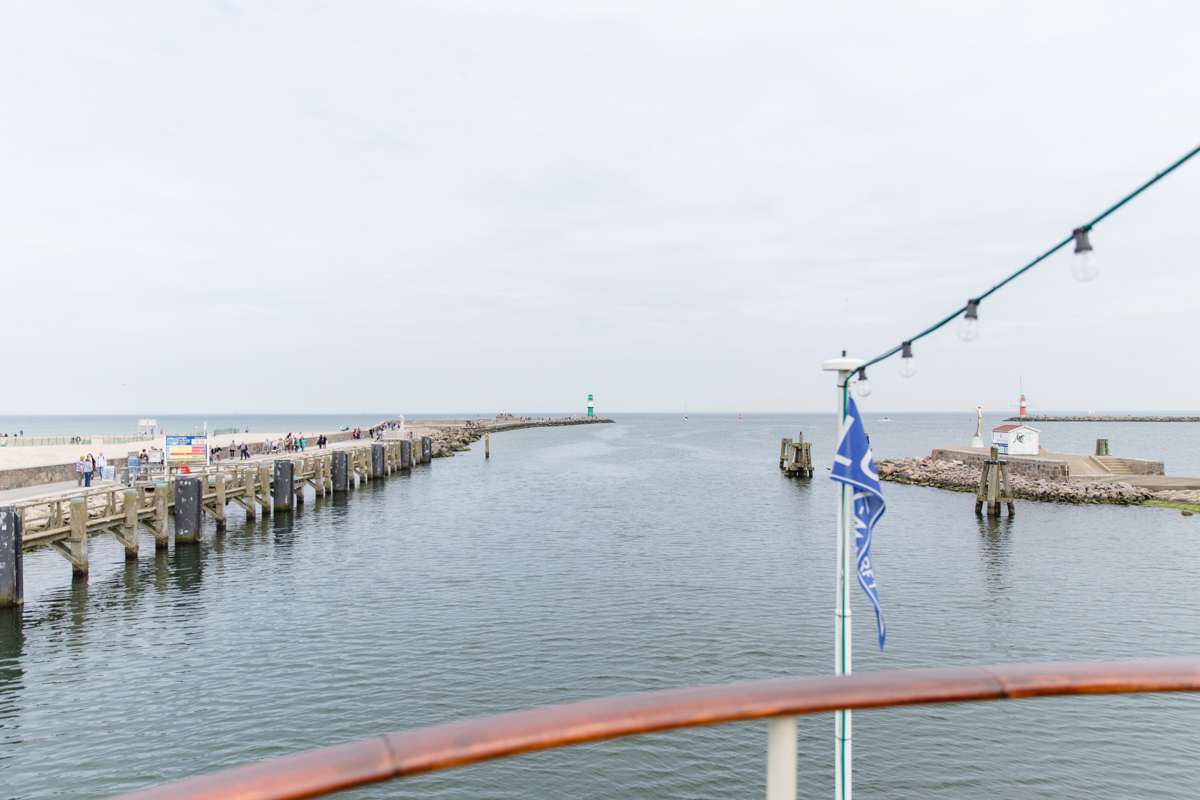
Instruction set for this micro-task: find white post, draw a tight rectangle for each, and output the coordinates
[822,355,864,800]
[766,716,798,800]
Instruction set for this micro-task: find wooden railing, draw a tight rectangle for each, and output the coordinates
[9,441,422,575]
[105,658,1200,800]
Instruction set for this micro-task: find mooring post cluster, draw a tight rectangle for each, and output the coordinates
[0,436,437,608]
[975,446,1015,517]
[778,433,814,477]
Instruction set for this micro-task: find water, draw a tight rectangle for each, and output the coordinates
[1,414,1198,799]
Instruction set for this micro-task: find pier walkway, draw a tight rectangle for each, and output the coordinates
[0,417,613,606]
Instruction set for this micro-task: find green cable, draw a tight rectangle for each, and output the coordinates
[857,141,1200,374]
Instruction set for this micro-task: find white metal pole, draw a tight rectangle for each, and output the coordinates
[822,355,863,800]
[766,716,798,800]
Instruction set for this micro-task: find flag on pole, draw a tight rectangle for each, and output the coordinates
[830,396,887,650]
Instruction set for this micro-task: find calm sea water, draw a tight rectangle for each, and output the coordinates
[1,413,1198,799]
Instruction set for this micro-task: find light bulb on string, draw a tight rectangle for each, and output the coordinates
[1072,226,1100,282]
[854,368,872,397]
[958,299,980,342]
[898,341,916,377]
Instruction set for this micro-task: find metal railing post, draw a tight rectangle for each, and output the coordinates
[766,715,797,800]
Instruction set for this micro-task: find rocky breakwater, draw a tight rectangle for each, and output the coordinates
[427,417,614,458]
[1011,415,1200,422]
[877,456,1155,504]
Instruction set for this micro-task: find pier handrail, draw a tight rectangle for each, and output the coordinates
[107,658,1200,800]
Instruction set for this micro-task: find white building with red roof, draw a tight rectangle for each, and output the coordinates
[991,424,1040,455]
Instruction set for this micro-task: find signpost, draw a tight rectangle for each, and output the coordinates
[166,436,208,466]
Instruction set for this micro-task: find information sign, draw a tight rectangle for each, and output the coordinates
[166,436,208,463]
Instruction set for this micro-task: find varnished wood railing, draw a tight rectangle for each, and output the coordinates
[107,658,1200,800]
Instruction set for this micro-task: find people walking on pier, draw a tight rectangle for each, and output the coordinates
[82,455,93,487]
[97,453,106,482]
[76,456,85,486]
[240,442,249,460]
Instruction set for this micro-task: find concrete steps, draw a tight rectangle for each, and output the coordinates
[1095,456,1135,475]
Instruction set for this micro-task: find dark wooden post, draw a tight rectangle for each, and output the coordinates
[485,434,490,459]
[371,444,385,480]
[421,436,432,464]
[273,460,294,512]
[975,457,990,516]
[0,507,23,607]
[400,440,412,469]
[332,451,349,492]
[174,476,203,544]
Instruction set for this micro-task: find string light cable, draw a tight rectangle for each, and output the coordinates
[845,141,1200,392]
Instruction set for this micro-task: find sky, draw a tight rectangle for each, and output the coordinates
[2,1,1198,416]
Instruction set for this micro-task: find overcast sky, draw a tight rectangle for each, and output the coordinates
[3,2,1198,416]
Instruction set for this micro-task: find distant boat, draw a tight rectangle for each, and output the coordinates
[683,415,689,421]
[879,417,892,422]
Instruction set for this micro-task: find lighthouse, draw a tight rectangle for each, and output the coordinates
[1020,393,1027,417]
[587,393,595,418]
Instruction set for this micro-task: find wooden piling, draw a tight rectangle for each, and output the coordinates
[485,434,489,459]
[332,451,349,492]
[118,489,139,560]
[421,436,432,464]
[241,470,258,520]
[273,460,294,512]
[174,477,203,544]
[151,483,170,548]
[0,507,23,607]
[372,444,385,480]
[258,465,272,516]
[295,459,305,506]
[209,473,227,530]
[58,497,89,574]
[400,440,412,469]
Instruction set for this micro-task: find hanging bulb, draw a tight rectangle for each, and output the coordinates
[958,299,980,342]
[1072,226,1099,282]
[854,368,872,397]
[898,341,916,377]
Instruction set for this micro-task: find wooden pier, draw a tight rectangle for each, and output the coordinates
[0,438,434,607]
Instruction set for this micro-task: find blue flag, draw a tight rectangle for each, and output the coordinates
[829,396,887,650]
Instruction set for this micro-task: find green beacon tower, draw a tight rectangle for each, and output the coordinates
[587,394,595,418]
